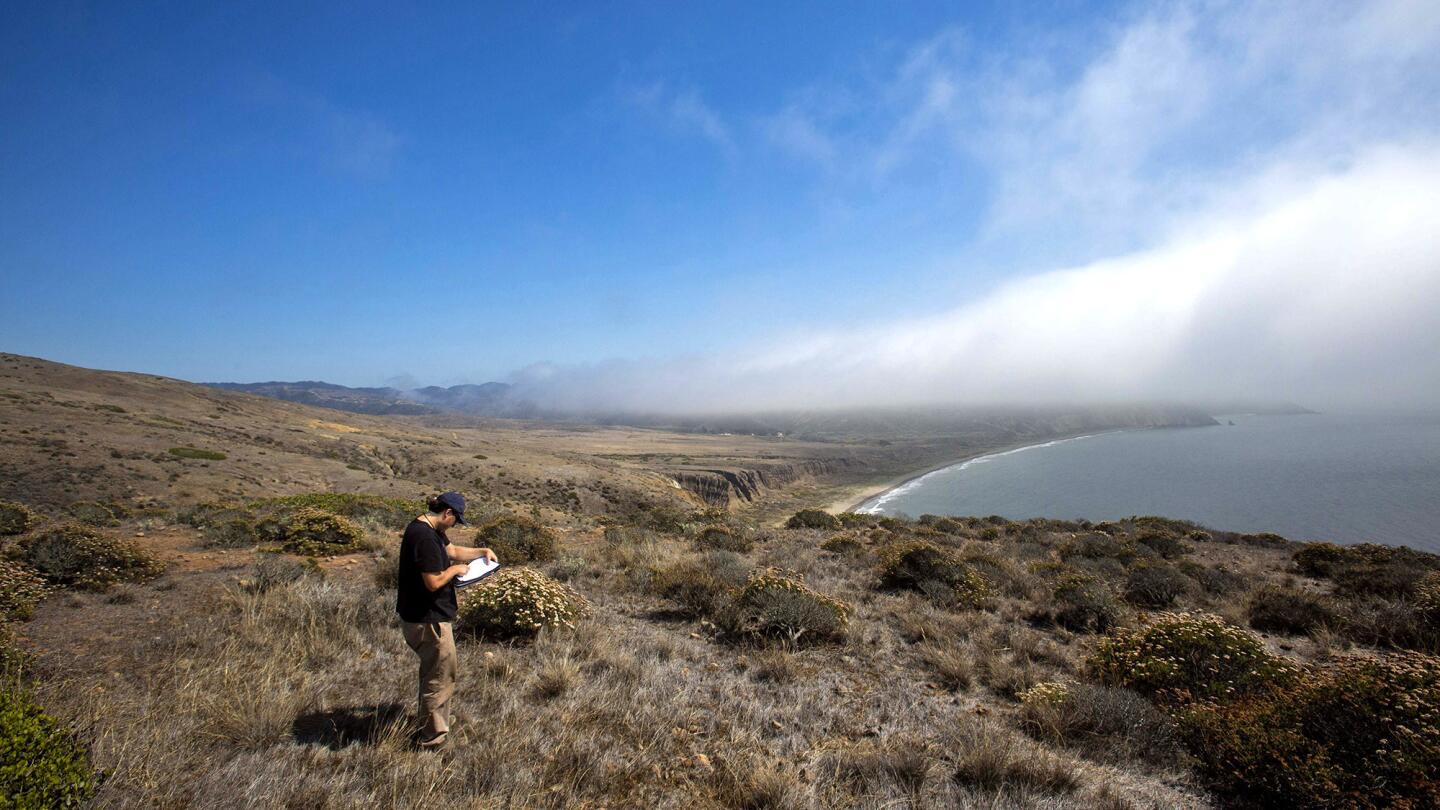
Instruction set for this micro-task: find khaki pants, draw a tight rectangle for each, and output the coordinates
[401,621,457,740]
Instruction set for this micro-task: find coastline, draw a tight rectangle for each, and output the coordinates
[829,429,1125,515]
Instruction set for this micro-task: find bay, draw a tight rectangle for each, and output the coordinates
[860,412,1440,552]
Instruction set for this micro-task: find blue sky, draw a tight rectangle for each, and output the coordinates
[3,2,1439,408]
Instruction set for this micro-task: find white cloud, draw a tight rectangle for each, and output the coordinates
[624,82,735,157]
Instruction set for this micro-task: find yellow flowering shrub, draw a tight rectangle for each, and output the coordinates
[271,507,363,556]
[11,524,163,591]
[0,501,36,536]
[459,567,591,638]
[0,560,51,620]
[1089,612,1299,702]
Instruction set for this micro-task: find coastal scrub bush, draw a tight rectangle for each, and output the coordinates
[1122,562,1193,609]
[0,681,97,807]
[66,501,120,527]
[0,560,51,621]
[1418,572,1440,621]
[719,568,852,644]
[254,493,424,526]
[0,502,36,536]
[271,507,363,556]
[785,509,841,531]
[650,552,749,618]
[835,512,876,529]
[820,534,864,555]
[1293,542,1347,577]
[879,541,991,608]
[12,524,163,590]
[694,524,753,553]
[167,446,226,461]
[1177,561,1246,596]
[1089,612,1300,702]
[1176,652,1440,809]
[476,515,557,563]
[242,555,322,594]
[1048,574,1121,634]
[1060,533,1138,564]
[459,567,590,639]
[1136,532,1192,559]
[1019,681,1184,766]
[1247,585,1337,636]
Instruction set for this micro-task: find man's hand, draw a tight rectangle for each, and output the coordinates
[478,547,498,564]
[421,563,469,592]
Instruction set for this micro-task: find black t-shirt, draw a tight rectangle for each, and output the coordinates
[396,518,458,623]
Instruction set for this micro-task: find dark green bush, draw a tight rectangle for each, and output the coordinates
[718,568,852,644]
[0,680,96,807]
[0,561,50,621]
[785,509,842,531]
[1332,560,1426,600]
[271,507,363,556]
[12,524,163,590]
[820,534,864,555]
[253,493,423,526]
[1336,596,1440,654]
[1089,612,1300,702]
[1293,542,1347,577]
[835,512,877,529]
[476,514,558,563]
[693,524,753,553]
[0,502,36,537]
[1060,533,1138,564]
[242,555,322,594]
[1177,561,1247,596]
[879,541,991,608]
[1136,532,1192,559]
[650,552,749,618]
[167,446,226,460]
[1122,562,1193,609]
[1247,585,1337,636]
[65,502,120,527]
[1018,681,1184,766]
[1048,574,1121,634]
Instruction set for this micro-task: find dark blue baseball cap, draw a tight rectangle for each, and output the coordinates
[435,491,467,524]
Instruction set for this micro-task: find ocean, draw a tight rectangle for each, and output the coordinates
[859,412,1440,553]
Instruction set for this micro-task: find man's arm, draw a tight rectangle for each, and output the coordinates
[421,564,470,592]
[446,544,498,564]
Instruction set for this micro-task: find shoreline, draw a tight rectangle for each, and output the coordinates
[830,429,1126,515]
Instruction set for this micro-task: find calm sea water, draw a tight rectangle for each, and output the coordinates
[861,412,1440,552]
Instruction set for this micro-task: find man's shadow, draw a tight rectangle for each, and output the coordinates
[292,703,407,750]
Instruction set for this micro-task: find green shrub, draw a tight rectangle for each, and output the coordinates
[1122,562,1193,609]
[270,507,363,555]
[1247,585,1337,636]
[694,524,753,553]
[66,501,120,527]
[1177,561,1247,596]
[12,524,163,590]
[835,512,876,529]
[1089,612,1300,702]
[252,493,423,526]
[719,568,852,644]
[1332,560,1427,600]
[784,509,841,531]
[476,515,558,563]
[1293,542,1347,577]
[820,534,864,555]
[879,541,991,608]
[0,502,36,537]
[1018,681,1184,767]
[458,567,590,639]
[0,681,96,807]
[1177,652,1440,809]
[1136,532,1192,559]
[1060,533,1138,564]
[1336,595,1440,654]
[1049,574,1121,634]
[650,552,749,618]
[0,561,50,621]
[167,446,227,460]
[1418,572,1440,621]
[242,555,322,594]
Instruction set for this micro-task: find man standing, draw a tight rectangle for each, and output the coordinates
[396,491,497,748]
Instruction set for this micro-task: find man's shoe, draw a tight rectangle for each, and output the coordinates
[416,731,448,749]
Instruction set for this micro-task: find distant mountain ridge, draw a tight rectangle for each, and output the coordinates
[205,380,515,416]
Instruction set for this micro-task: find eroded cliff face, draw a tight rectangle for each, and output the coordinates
[670,459,857,508]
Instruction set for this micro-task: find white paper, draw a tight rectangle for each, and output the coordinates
[456,557,499,585]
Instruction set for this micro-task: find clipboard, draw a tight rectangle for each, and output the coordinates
[454,558,500,589]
